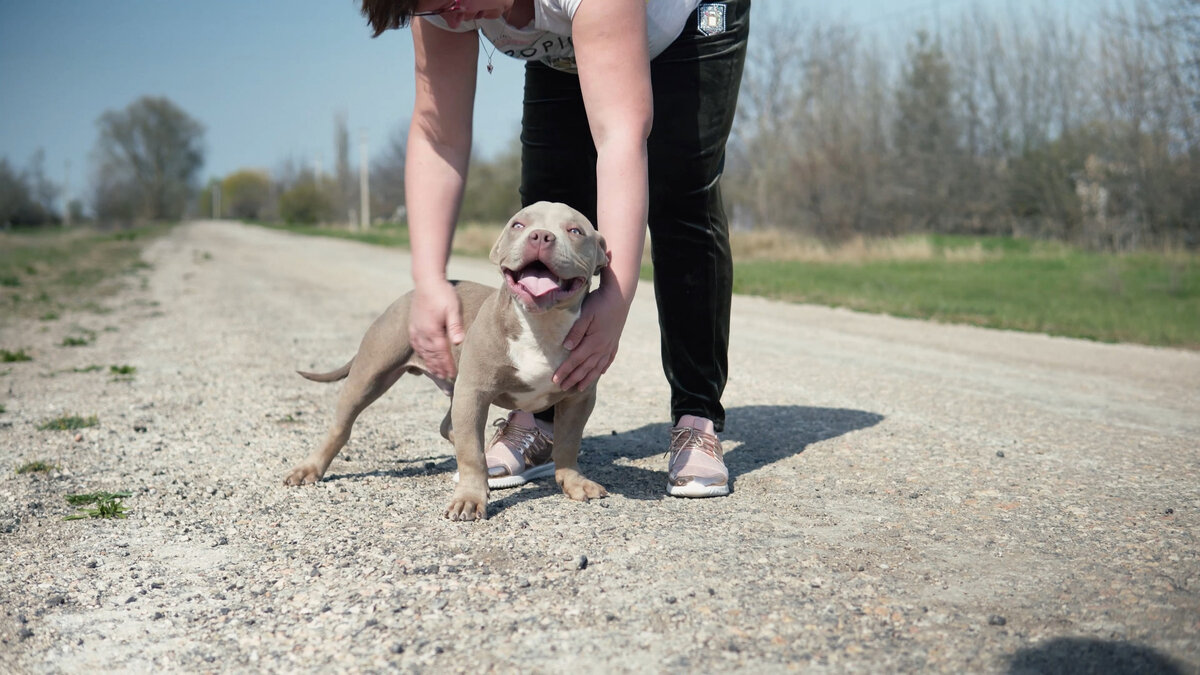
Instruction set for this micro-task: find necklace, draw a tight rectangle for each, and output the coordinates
[478,32,497,74]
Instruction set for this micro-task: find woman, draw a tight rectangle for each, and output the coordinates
[361,0,748,497]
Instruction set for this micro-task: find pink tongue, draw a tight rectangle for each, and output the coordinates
[517,268,560,297]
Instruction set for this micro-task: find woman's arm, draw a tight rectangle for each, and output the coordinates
[553,0,654,391]
[405,19,480,380]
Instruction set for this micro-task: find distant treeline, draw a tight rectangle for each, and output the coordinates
[4,0,1196,252]
[725,0,1200,249]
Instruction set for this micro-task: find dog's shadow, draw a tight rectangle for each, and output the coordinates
[322,404,883,517]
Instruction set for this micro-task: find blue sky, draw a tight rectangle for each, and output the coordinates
[1,0,1095,209]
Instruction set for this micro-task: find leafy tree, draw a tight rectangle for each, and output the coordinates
[221,170,273,220]
[90,96,205,222]
[0,152,58,227]
[279,174,337,224]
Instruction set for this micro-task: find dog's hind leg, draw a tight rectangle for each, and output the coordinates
[283,363,407,485]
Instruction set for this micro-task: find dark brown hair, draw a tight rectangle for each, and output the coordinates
[361,0,421,37]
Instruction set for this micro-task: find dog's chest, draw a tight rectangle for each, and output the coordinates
[505,309,575,409]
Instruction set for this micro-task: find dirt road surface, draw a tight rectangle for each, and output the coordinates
[2,220,1198,673]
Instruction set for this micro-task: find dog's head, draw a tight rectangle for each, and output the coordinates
[489,201,608,313]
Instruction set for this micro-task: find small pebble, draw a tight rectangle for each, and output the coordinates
[575,555,588,570]
[390,643,405,654]
[996,450,1005,458]
[988,615,1007,626]
[1165,508,1175,515]
[18,628,33,640]
[74,433,83,442]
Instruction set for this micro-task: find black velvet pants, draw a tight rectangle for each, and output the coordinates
[520,0,750,433]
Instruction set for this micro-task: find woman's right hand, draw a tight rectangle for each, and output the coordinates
[409,279,466,380]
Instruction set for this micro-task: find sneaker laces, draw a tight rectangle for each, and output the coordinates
[490,417,553,466]
[668,426,723,462]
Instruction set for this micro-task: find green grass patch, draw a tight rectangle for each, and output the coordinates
[38,414,99,431]
[61,335,93,347]
[16,460,57,474]
[0,225,165,324]
[110,365,136,376]
[728,244,1199,348]
[2,348,33,362]
[257,220,413,249]
[63,491,131,520]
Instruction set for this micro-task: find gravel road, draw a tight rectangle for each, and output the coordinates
[2,220,1198,673]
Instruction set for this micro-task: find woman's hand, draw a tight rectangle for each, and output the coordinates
[409,279,466,380]
[554,282,630,392]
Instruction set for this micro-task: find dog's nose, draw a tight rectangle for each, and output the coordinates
[528,229,555,244]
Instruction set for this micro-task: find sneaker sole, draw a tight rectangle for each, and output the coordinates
[666,481,730,498]
[452,462,556,489]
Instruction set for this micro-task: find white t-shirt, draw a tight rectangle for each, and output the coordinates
[424,0,701,72]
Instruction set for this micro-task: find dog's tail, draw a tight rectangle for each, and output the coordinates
[297,358,353,383]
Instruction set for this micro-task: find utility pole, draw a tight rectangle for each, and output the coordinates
[212,182,221,220]
[359,130,370,231]
[63,159,72,227]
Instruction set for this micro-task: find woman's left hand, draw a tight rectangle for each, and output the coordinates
[554,283,630,392]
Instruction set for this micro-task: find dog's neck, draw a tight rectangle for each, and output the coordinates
[502,288,585,349]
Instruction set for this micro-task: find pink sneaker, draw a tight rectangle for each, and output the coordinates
[453,411,554,489]
[666,416,729,497]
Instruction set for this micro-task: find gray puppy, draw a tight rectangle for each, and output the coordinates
[284,201,610,520]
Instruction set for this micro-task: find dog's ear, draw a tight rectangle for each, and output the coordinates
[592,232,609,276]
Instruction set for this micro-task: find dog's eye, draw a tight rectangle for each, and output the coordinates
[511,222,525,230]
[567,227,583,236]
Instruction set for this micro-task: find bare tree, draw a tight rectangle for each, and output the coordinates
[370,122,408,222]
[334,112,354,222]
[90,96,205,222]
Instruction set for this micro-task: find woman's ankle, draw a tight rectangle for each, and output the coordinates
[675,414,716,436]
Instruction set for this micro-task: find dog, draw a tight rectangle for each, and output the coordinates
[283,201,610,520]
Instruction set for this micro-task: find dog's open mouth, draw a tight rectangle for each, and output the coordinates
[504,261,586,309]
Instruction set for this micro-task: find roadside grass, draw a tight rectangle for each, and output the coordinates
[729,235,1199,347]
[0,225,164,324]
[258,221,1199,348]
[16,460,57,474]
[38,414,99,431]
[63,491,131,520]
[2,348,33,362]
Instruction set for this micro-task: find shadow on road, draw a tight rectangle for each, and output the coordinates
[320,405,883,517]
[1005,637,1187,675]
[486,404,884,515]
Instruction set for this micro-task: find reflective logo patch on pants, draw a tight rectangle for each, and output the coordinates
[698,3,727,36]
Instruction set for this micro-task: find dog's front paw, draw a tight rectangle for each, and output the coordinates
[557,470,608,502]
[283,463,323,486]
[444,486,488,521]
